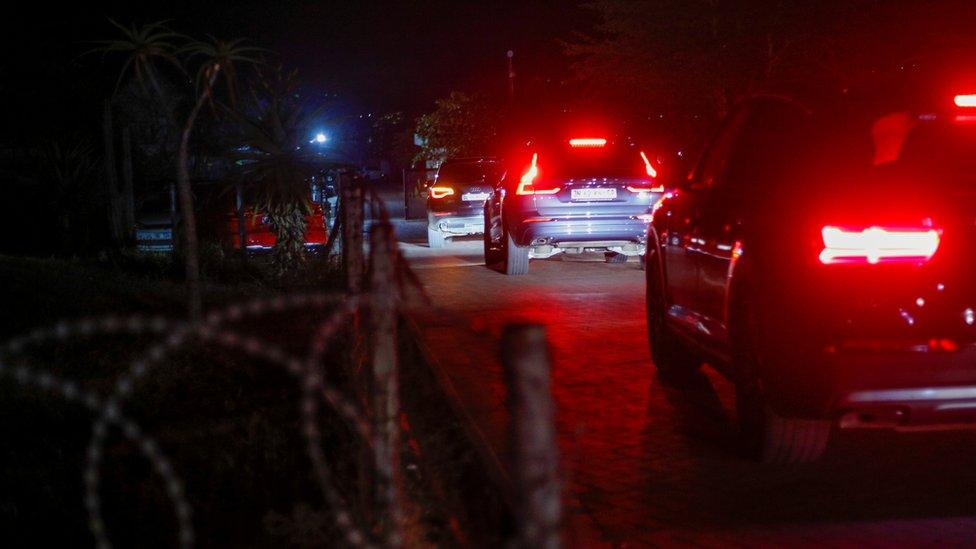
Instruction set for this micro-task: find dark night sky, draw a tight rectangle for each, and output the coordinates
[3,1,591,141]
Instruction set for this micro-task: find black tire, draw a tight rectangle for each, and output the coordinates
[504,229,529,275]
[483,208,501,265]
[735,382,830,464]
[731,272,830,464]
[645,246,699,380]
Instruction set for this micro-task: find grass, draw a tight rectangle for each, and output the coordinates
[0,248,460,546]
[0,251,369,547]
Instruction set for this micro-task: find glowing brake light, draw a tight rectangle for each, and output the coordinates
[819,226,940,265]
[639,151,658,178]
[516,153,560,195]
[569,138,607,148]
[429,186,454,199]
[627,184,665,193]
[954,94,976,108]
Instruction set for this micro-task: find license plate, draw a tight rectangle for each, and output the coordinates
[461,192,490,202]
[571,188,617,201]
[137,229,172,241]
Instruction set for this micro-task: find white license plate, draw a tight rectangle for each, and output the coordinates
[137,230,172,241]
[461,192,490,202]
[571,188,617,201]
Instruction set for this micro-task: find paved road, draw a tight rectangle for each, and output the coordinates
[396,218,976,546]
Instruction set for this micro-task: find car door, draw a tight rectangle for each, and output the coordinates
[661,108,750,338]
[694,100,810,346]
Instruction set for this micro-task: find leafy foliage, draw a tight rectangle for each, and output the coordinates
[227,64,330,276]
[180,36,265,109]
[414,91,498,166]
[89,20,185,99]
[37,138,100,251]
[563,1,976,121]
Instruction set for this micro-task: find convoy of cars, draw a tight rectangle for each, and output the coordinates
[420,85,976,464]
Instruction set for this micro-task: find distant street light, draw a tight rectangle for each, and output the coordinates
[313,132,328,144]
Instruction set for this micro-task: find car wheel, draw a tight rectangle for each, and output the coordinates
[645,246,699,380]
[735,382,829,464]
[427,226,446,249]
[731,273,830,464]
[504,229,529,275]
[483,208,501,265]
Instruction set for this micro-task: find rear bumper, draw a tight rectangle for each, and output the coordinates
[512,216,648,247]
[766,342,976,430]
[427,213,484,236]
[837,385,976,430]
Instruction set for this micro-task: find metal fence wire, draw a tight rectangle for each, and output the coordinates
[0,179,558,549]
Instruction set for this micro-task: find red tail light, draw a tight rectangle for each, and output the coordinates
[954,94,976,108]
[429,186,454,199]
[625,151,663,193]
[819,226,941,265]
[639,151,658,179]
[515,153,560,195]
[569,138,607,148]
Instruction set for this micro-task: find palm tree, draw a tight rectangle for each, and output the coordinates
[90,21,184,249]
[171,36,261,317]
[90,19,184,100]
[38,139,99,252]
[226,65,328,277]
[96,22,259,320]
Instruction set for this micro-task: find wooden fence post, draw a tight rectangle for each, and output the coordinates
[121,127,135,244]
[342,176,364,293]
[502,323,561,549]
[235,183,248,262]
[368,221,403,545]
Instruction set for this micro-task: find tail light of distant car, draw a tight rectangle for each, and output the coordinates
[819,225,941,265]
[429,186,455,199]
[515,153,561,195]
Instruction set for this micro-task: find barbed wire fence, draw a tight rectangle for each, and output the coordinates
[0,173,560,548]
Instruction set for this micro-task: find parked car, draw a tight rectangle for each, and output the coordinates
[426,157,500,248]
[646,91,976,463]
[484,136,664,274]
[135,192,174,252]
[222,203,328,250]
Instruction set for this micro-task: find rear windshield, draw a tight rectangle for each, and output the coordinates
[894,122,976,189]
[437,162,498,183]
[540,145,649,179]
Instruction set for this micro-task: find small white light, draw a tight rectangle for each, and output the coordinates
[964,308,975,326]
[314,133,327,144]
[916,297,926,307]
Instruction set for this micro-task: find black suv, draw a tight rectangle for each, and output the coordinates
[426,158,499,248]
[647,92,976,463]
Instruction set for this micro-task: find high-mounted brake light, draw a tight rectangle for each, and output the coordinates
[954,94,976,108]
[639,151,658,179]
[516,153,560,195]
[429,186,454,199]
[819,226,940,265]
[569,138,607,148]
